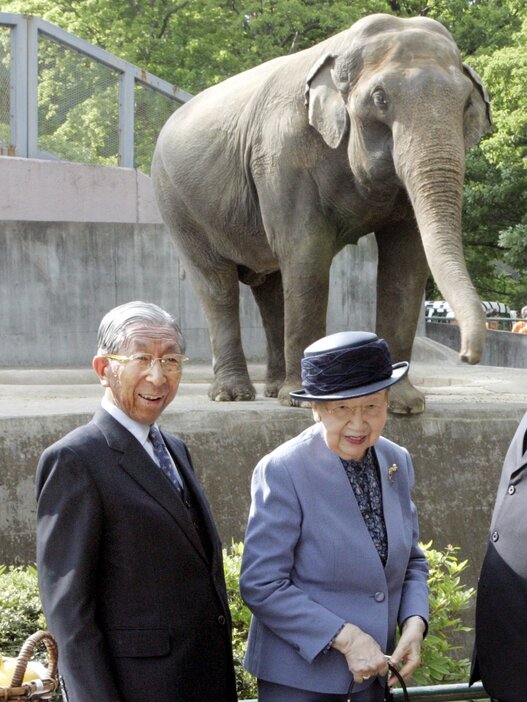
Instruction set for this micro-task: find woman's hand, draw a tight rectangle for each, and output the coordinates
[387,616,426,686]
[331,623,389,683]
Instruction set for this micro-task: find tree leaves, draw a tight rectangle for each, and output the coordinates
[3,0,526,304]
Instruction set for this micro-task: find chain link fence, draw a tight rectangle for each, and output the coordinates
[0,25,10,150]
[0,12,191,172]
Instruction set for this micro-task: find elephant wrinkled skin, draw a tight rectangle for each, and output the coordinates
[152,13,491,414]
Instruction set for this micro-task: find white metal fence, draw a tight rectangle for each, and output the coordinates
[0,12,191,172]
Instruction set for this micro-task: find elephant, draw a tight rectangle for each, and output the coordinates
[151,12,491,414]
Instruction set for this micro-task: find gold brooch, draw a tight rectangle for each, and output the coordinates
[388,464,398,481]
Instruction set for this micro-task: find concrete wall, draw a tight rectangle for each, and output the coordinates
[427,322,527,368]
[2,399,523,600]
[0,157,162,224]
[0,155,399,365]
[0,219,378,365]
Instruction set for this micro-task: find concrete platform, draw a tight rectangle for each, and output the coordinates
[1,337,526,608]
[2,335,526,413]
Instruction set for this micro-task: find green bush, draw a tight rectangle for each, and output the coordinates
[0,565,46,658]
[223,542,258,700]
[0,541,475,698]
[414,542,475,686]
[222,540,476,695]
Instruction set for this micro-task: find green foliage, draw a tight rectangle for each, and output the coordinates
[412,542,474,686]
[461,151,527,308]
[223,540,476,694]
[420,0,526,57]
[459,9,527,308]
[2,0,527,323]
[2,0,391,93]
[222,542,258,700]
[0,565,46,658]
[0,542,476,695]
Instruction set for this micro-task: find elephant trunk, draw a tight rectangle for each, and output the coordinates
[395,130,486,363]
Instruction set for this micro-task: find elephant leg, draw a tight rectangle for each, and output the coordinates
[278,254,333,407]
[187,261,256,401]
[375,221,428,415]
[255,179,336,406]
[250,271,286,397]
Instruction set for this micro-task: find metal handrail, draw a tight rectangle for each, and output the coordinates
[242,681,488,701]
[391,681,487,700]
[0,12,192,167]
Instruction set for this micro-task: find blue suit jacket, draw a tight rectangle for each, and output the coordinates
[240,423,429,695]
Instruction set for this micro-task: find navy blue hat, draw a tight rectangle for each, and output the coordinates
[289,331,409,401]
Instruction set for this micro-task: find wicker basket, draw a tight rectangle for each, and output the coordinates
[0,630,59,701]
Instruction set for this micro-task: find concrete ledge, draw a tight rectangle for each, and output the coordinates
[0,157,162,223]
[2,338,526,601]
[1,337,524,666]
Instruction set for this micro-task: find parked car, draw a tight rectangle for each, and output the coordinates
[481,301,512,330]
[425,300,455,322]
[425,300,512,329]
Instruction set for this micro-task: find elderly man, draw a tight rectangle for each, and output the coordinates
[36,301,237,702]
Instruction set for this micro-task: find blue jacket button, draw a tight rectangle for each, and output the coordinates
[508,485,516,495]
[491,530,499,542]
[374,591,385,602]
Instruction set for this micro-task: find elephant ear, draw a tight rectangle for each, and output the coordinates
[305,53,349,149]
[462,63,492,148]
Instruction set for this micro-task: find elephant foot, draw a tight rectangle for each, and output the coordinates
[388,376,425,415]
[264,382,280,398]
[264,376,286,398]
[459,350,481,365]
[277,382,311,408]
[208,378,256,402]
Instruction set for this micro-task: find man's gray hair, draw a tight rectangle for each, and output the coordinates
[97,301,185,355]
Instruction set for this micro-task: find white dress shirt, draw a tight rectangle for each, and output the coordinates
[101,397,184,484]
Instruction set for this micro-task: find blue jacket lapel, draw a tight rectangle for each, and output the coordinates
[374,441,407,573]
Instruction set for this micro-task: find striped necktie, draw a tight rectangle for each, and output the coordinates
[148,425,184,494]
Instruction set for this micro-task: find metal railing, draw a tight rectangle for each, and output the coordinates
[391,681,487,701]
[243,681,488,701]
[0,12,192,171]
[426,314,516,331]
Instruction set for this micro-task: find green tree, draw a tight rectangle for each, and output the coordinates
[462,10,527,309]
[3,0,393,92]
[3,0,527,299]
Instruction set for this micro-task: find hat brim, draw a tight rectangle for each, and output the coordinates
[289,362,409,401]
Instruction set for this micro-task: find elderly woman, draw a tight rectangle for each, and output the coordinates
[240,331,429,702]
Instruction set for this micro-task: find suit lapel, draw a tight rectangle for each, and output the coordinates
[510,411,527,476]
[374,442,405,572]
[93,409,209,564]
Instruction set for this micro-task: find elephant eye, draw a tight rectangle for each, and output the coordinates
[372,89,388,109]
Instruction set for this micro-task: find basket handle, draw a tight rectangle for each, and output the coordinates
[385,663,409,701]
[9,630,58,688]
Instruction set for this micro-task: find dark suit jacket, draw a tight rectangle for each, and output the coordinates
[471,410,527,702]
[36,408,237,702]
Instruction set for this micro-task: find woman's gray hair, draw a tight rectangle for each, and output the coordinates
[97,301,185,355]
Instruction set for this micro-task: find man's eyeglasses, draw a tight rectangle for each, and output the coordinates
[105,353,188,374]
